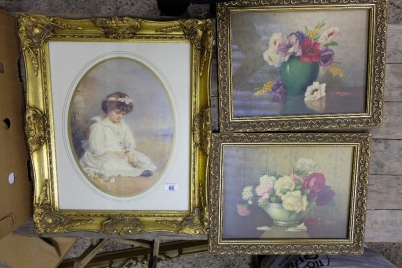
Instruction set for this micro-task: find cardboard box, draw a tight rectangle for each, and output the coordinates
[0,234,77,268]
[0,10,78,267]
[0,9,31,239]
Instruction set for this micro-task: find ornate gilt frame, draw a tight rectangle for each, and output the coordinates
[209,133,371,254]
[20,15,212,235]
[217,0,388,132]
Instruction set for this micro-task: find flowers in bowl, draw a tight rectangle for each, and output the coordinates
[237,158,335,217]
[255,20,345,102]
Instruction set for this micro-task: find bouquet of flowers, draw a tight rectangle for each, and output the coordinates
[237,158,336,217]
[255,20,345,102]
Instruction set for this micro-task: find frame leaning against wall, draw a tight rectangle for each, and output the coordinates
[20,14,212,235]
[209,132,371,254]
[217,0,388,132]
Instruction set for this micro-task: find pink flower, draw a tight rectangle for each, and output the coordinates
[319,27,339,43]
[301,172,326,198]
[289,173,303,182]
[236,204,251,216]
[255,183,274,203]
[277,34,302,62]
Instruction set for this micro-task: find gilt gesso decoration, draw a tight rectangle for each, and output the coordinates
[209,133,371,254]
[20,14,212,235]
[217,0,388,131]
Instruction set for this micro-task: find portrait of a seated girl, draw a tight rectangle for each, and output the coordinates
[80,92,156,183]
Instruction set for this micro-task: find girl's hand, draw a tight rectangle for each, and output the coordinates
[105,150,126,159]
[127,153,134,163]
[115,151,126,159]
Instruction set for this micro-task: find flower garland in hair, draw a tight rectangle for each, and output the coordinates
[107,96,133,104]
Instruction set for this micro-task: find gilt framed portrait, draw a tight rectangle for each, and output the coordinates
[209,133,371,254]
[21,15,212,235]
[217,0,388,132]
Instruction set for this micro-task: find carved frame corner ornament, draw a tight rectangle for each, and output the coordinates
[92,16,142,39]
[156,19,213,76]
[156,183,209,235]
[18,14,82,76]
[33,180,92,234]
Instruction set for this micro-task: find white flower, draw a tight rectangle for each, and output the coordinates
[304,82,326,101]
[118,96,133,104]
[263,48,282,67]
[281,191,308,213]
[305,95,326,113]
[268,32,285,51]
[296,158,316,173]
[274,176,295,196]
[259,175,276,185]
[242,186,254,202]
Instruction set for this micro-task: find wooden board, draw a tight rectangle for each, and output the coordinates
[370,139,402,175]
[367,175,402,210]
[365,210,402,242]
[386,24,402,64]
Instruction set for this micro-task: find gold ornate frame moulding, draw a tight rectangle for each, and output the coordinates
[209,133,371,254]
[20,15,212,235]
[217,0,388,132]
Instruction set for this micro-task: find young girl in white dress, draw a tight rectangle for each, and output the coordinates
[80,92,156,182]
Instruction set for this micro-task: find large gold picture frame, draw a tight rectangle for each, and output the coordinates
[217,0,388,132]
[20,15,212,235]
[209,133,371,254]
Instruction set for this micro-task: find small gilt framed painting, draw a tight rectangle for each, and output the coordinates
[20,15,212,235]
[209,132,371,254]
[217,0,388,131]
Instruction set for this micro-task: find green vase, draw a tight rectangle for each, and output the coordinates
[279,56,319,96]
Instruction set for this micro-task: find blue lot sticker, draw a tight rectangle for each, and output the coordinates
[165,183,178,192]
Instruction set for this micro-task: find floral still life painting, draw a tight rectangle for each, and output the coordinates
[230,9,369,117]
[222,146,353,240]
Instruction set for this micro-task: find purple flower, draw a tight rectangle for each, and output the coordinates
[289,31,308,43]
[277,35,301,62]
[316,190,336,206]
[318,48,334,67]
[272,79,287,103]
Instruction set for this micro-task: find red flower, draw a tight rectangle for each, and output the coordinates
[316,190,336,206]
[299,39,321,63]
[301,172,326,198]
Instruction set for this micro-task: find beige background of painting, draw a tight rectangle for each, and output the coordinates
[222,145,354,239]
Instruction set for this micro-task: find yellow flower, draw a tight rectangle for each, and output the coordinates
[306,29,320,39]
[281,191,308,213]
[329,64,344,78]
[254,81,274,96]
